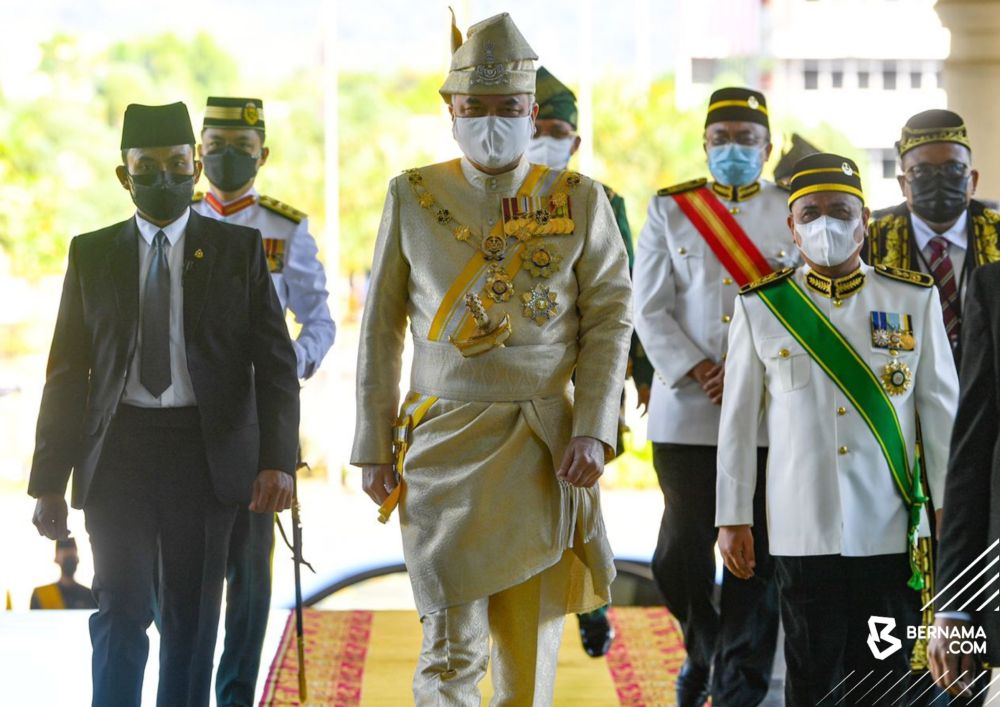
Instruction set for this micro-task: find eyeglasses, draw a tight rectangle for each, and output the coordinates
[904,161,970,181]
[707,135,766,147]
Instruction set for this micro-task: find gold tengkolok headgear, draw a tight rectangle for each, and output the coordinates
[897,109,971,157]
[439,10,538,102]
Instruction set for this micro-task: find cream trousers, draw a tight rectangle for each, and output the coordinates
[412,563,569,706]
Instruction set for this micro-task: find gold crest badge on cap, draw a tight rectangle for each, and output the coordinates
[242,102,259,126]
[747,95,760,110]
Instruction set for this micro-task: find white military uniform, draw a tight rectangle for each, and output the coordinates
[716,263,959,556]
[192,188,335,378]
[633,179,798,445]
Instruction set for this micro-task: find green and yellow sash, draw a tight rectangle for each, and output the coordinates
[378,164,573,523]
[752,277,929,591]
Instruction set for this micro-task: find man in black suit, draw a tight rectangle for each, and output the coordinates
[929,261,1000,699]
[27,102,300,707]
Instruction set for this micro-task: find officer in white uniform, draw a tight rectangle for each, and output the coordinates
[633,87,792,707]
[717,153,958,706]
[192,96,335,707]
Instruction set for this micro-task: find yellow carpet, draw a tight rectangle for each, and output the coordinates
[261,608,686,705]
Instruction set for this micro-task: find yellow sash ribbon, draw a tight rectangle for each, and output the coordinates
[377,164,576,523]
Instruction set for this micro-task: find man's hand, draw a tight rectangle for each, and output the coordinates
[636,385,650,416]
[249,470,294,513]
[362,464,397,506]
[928,616,979,696]
[557,436,605,488]
[689,359,725,404]
[719,525,755,579]
[33,494,69,540]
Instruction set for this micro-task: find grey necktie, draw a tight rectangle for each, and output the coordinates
[140,230,171,397]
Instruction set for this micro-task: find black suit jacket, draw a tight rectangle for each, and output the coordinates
[28,210,300,509]
[936,261,1000,663]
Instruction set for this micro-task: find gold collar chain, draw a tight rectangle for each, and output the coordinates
[404,168,543,261]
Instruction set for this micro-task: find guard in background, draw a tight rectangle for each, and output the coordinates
[30,537,97,610]
[633,87,790,706]
[528,64,654,658]
[865,109,1000,367]
[193,96,335,707]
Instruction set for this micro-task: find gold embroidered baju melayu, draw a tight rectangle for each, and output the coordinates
[352,11,630,703]
[352,155,630,621]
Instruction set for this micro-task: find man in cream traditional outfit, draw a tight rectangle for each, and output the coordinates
[350,11,631,705]
[717,153,958,705]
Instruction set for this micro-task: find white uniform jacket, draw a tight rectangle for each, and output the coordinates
[633,180,796,445]
[193,188,336,378]
[716,263,959,556]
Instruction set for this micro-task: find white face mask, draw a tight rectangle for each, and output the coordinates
[526,135,575,170]
[794,215,863,267]
[452,115,533,169]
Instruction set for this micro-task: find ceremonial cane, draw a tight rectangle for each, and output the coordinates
[278,461,316,699]
[292,469,308,701]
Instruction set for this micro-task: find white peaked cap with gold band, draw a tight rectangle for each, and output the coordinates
[439,9,538,102]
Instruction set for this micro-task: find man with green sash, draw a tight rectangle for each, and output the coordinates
[350,11,631,705]
[529,64,653,658]
[717,153,959,705]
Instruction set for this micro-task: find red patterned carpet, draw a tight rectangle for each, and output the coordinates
[260,607,687,706]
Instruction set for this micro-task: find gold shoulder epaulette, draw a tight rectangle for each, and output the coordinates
[191,191,205,203]
[739,267,796,295]
[259,194,305,223]
[657,178,708,197]
[873,264,934,288]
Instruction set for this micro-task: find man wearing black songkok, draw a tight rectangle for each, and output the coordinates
[27,101,300,707]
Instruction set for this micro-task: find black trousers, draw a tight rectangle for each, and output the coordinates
[216,507,275,706]
[775,553,924,707]
[651,443,779,707]
[84,405,236,707]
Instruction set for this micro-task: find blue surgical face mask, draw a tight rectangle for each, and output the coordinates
[707,144,765,187]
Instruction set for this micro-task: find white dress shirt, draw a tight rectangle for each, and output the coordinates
[633,180,798,445]
[121,209,197,407]
[716,264,959,556]
[911,210,968,300]
[192,187,336,379]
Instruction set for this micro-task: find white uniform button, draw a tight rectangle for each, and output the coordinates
[777,250,787,258]
[838,445,849,455]
[837,406,847,416]
[778,348,790,358]
[833,299,843,308]
[723,277,734,286]
[722,314,732,323]
[677,247,687,256]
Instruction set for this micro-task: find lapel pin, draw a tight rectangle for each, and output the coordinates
[194,248,204,259]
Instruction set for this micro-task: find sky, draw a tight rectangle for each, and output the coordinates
[2,0,680,89]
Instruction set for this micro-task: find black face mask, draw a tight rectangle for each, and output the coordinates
[909,173,970,224]
[129,171,194,222]
[60,557,79,577]
[202,145,259,192]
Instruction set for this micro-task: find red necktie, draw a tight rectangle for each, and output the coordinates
[927,236,961,352]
